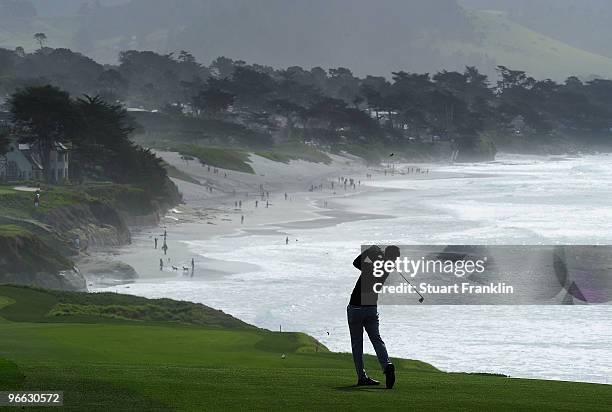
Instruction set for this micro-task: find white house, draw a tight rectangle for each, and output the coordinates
[49,142,70,181]
[0,140,69,182]
[0,142,43,181]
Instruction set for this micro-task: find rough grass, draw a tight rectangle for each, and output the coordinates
[0,285,610,410]
[0,286,251,329]
[332,142,386,165]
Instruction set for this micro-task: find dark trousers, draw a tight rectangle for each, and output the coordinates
[347,305,390,379]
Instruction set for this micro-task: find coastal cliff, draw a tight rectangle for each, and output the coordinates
[0,182,181,291]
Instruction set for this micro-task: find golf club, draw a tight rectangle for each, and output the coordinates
[397,272,425,303]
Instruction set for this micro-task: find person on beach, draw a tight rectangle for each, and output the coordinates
[162,243,168,255]
[159,258,164,271]
[154,237,158,249]
[347,245,398,388]
[285,236,289,245]
[241,215,244,224]
[191,258,195,274]
[255,200,258,208]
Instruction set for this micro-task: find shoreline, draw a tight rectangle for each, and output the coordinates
[84,153,612,385]
[83,152,444,285]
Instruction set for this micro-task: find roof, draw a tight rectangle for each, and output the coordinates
[54,142,69,151]
[26,154,43,170]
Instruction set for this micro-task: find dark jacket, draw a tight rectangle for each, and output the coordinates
[349,248,389,306]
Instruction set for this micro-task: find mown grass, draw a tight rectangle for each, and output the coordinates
[0,285,610,410]
[0,183,158,220]
[0,185,84,219]
[0,186,18,195]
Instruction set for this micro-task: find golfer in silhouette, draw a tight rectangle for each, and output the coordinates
[347,245,399,388]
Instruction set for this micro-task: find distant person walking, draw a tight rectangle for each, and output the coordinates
[159,258,164,271]
[347,245,398,388]
[162,242,168,255]
[285,236,289,245]
[241,215,244,224]
[191,258,195,274]
[34,190,40,208]
[154,237,158,249]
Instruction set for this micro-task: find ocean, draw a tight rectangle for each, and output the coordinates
[97,153,612,384]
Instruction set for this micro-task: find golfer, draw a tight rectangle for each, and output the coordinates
[347,245,399,388]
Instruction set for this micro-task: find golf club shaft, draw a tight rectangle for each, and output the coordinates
[398,272,425,301]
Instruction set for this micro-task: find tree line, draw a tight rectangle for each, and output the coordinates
[2,46,612,159]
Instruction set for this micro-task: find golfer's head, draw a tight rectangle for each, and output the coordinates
[365,245,383,261]
[384,245,400,261]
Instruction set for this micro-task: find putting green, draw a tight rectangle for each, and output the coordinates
[0,285,610,411]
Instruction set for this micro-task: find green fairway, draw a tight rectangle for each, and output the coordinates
[0,285,610,411]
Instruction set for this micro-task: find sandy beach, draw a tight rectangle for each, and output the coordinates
[81,151,438,285]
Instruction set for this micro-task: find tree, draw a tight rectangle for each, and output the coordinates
[10,86,78,183]
[33,32,47,49]
[192,82,235,114]
[97,69,128,101]
[0,129,9,156]
[210,56,236,79]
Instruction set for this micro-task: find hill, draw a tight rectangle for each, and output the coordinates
[0,285,610,410]
[460,0,612,60]
[435,10,612,80]
[4,1,612,79]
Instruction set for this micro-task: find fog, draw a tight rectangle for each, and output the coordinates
[5,0,612,78]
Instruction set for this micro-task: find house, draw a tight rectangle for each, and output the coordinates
[0,139,69,182]
[48,142,70,181]
[0,142,43,181]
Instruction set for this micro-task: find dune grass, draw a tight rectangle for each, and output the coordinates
[0,285,610,410]
[256,141,332,165]
[176,145,255,174]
